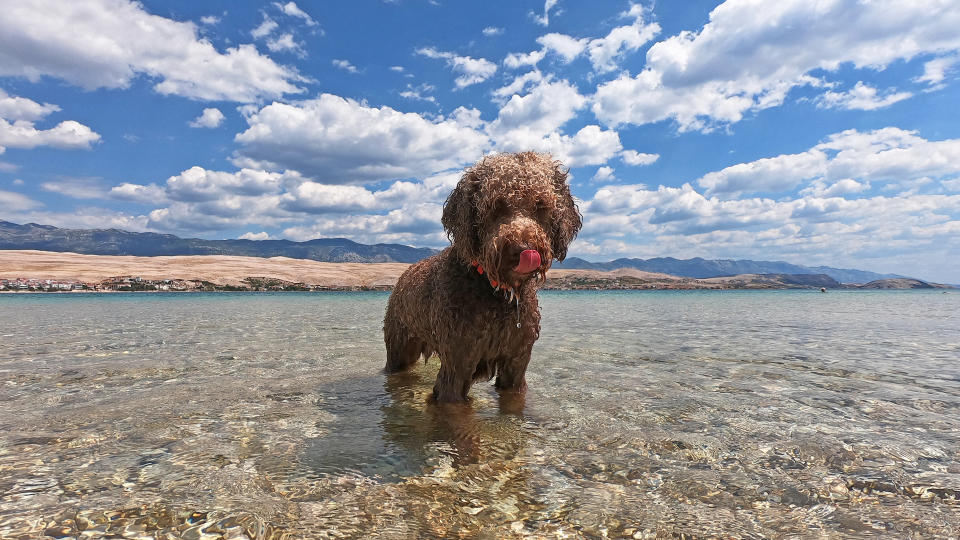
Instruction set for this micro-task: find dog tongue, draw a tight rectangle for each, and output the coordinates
[514,249,541,273]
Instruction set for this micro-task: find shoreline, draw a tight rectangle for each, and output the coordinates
[1,250,951,291]
[1,288,951,295]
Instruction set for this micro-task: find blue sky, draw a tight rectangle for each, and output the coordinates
[1,0,959,282]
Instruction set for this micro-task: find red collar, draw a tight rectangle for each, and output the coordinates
[470,260,511,292]
[470,261,522,321]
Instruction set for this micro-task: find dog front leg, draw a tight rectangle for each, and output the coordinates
[494,346,532,393]
[432,350,479,402]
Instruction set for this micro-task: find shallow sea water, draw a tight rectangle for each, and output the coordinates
[1,290,958,538]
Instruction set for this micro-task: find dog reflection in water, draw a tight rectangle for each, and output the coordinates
[305,366,530,477]
[380,368,528,468]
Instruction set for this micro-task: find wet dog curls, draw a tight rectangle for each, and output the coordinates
[384,152,582,403]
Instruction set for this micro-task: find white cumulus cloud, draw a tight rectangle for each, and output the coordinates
[282,203,447,246]
[593,0,960,131]
[109,182,168,204]
[530,0,559,27]
[122,165,462,240]
[525,125,623,168]
[0,118,100,153]
[915,55,960,89]
[252,15,279,39]
[536,34,588,64]
[40,177,107,199]
[0,0,304,102]
[281,183,377,213]
[592,166,615,183]
[506,7,659,73]
[399,83,436,102]
[416,47,497,88]
[572,125,960,281]
[0,89,60,121]
[163,167,294,202]
[620,150,659,166]
[816,82,912,111]
[488,79,586,140]
[0,189,41,211]
[493,71,546,99]
[585,7,660,73]
[801,178,871,198]
[504,50,548,70]
[274,2,317,26]
[487,79,621,167]
[267,33,304,54]
[234,94,490,183]
[0,90,100,153]
[332,59,360,73]
[189,108,225,128]
[697,127,960,197]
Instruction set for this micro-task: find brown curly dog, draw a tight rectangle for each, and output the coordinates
[383,152,582,403]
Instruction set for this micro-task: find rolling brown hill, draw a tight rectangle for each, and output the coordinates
[0,250,876,291]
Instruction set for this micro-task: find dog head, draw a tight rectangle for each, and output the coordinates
[442,152,582,289]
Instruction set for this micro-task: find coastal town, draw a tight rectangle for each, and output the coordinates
[1,276,189,292]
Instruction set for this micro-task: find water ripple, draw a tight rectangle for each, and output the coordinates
[0,290,957,538]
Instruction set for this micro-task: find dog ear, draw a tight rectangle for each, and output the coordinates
[441,169,481,262]
[550,165,582,262]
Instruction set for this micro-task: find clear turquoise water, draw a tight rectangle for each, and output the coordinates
[1,290,958,538]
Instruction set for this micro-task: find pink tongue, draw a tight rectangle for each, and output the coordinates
[514,249,541,273]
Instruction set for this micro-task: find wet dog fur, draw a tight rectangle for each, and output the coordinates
[383,152,582,402]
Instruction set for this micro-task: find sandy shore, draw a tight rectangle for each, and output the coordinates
[0,250,410,288]
[0,250,695,289]
[0,250,846,290]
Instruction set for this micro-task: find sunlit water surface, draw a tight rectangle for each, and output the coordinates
[1,290,958,538]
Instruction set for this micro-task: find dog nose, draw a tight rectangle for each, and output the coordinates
[513,249,541,273]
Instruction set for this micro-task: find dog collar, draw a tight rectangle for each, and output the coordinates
[470,259,521,299]
[470,259,522,327]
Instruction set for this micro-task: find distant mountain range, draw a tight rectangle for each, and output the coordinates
[0,220,435,263]
[554,257,904,284]
[1,220,906,283]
